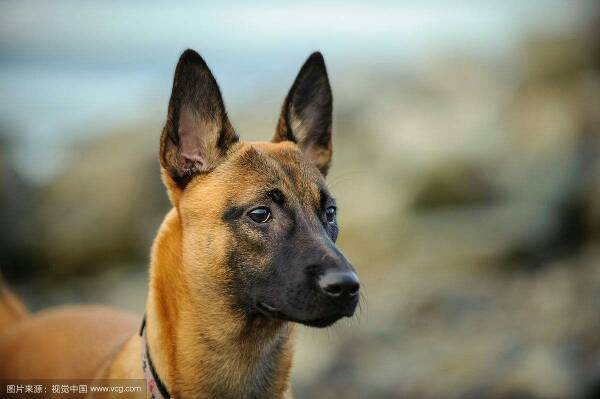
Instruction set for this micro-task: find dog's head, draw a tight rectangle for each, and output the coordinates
[159,50,359,328]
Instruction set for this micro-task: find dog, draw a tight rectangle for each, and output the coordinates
[0,49,360,398]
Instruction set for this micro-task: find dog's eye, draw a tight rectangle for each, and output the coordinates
[248,207,272,223]
[325,206,337,224]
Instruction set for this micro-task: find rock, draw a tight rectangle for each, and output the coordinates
[410,159,499,210]
[0,131,39,280]
[35,126,170,277]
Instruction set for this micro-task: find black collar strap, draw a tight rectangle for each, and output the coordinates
[140,314,172,399]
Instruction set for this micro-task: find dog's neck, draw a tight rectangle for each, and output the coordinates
[145,208,294,399]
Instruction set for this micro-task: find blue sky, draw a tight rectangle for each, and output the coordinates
[0,0,589,181]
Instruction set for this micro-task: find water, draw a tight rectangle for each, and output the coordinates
[0,0,587,182]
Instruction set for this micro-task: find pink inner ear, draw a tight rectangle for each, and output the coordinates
[178,108,205,166]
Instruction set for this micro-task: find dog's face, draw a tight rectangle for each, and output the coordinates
[160,50,359,328]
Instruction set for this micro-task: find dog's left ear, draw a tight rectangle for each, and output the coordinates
[273,52,333,176]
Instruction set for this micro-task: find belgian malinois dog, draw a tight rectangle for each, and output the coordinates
[0,49,360,398]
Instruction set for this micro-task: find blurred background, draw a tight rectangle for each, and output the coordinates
[2,1,600,398]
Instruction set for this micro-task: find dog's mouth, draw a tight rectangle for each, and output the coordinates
[256,301,349,328]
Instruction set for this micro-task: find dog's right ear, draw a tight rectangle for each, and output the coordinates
[160,49,238,189]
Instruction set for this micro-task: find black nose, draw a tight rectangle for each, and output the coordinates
[318,271,360,298]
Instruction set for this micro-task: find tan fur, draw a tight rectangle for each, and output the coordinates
[135,142,300,398]
[0,141,317,398]
[0,306,138,379]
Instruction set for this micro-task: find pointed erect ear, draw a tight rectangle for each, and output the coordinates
[160,49,238,187]
[273,52,333,176]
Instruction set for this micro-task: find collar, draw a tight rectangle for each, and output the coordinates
[140,314,172,399]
